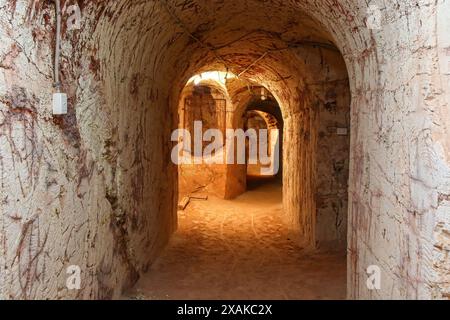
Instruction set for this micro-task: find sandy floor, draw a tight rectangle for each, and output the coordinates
[125,177,346,300]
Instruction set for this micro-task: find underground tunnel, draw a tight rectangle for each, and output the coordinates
[0,0,449,301]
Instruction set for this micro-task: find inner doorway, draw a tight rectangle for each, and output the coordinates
[125,71,349,299]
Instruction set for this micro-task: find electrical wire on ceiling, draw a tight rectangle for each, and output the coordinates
[160,0,268,91]
[53,0,62,92]
[160,0,234,76]
[160,0,265,97]
[237,52,269,78]
[159,1,338,95]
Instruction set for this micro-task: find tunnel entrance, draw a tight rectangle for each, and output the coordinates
[176,72,287,200]
[124,62,350,299]
[243,94,284,189]
[107,0,353,299]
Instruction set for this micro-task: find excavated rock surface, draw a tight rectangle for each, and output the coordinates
[0,0,449,299]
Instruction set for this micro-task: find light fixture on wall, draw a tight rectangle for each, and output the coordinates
[261,87,267,101]
[187,71,236,87]
[193,75,202,86]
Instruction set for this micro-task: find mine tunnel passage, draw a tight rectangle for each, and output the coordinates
[125,63,350,299]
[2,0,449,301]
[94,0,352,298]
[3,0,383,300]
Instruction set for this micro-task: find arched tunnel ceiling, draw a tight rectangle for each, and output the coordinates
[83,0,353,118]
[158,0,345,84]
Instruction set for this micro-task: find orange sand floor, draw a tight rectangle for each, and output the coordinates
[125,177,346,300]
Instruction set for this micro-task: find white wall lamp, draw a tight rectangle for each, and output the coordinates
[261,87,267,101]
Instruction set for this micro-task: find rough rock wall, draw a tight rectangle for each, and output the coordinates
[300,47,351,250]
[0,0,179,299]
[434,1,450,297]
[0,0,448,300]
[343,0,450,300]
[177,81,246,199]
[315,77,350,250]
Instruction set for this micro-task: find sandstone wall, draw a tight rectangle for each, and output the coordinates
[0,0,448,300]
